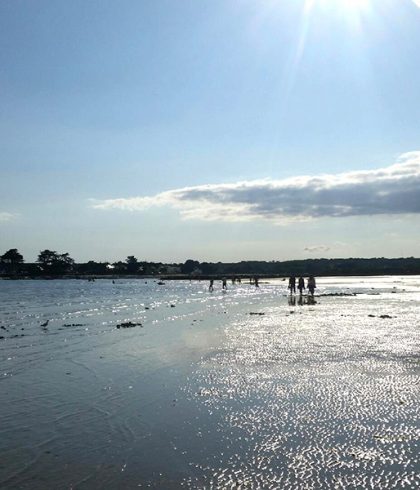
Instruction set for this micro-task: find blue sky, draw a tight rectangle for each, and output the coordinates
[1,0,419,262]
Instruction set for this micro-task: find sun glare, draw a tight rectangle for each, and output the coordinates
[301,0,373,30]
[319,0,370,13]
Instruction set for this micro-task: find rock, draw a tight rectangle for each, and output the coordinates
[249,312,265,316]
[368,314,376,318]
[379,314,393,319]
[116,321,142,329]
[320,293,356,297]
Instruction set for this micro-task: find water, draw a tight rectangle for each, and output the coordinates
[0,277,419,489]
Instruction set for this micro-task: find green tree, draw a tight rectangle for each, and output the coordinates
[37,250,74,274]
[181,259,200,274]
[77,261,110,274]
[125,256,139,274]
[1,248,24,273]
[112,261,127,273]
[1,248,24,264]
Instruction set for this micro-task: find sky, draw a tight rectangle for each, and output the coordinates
[1,0,420,263]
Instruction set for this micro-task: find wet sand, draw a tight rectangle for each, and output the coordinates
[0,277,419,488]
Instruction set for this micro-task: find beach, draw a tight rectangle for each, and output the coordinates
[0,276,419,488]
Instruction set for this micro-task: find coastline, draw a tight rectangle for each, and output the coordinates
[2,272,420,281]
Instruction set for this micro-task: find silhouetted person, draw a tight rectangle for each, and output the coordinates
[288,276,296,294]
[298,276,305,295]
[222,277,227,290]
[308,276,316,296]
[209,279,214,291]
[254,276,259,288]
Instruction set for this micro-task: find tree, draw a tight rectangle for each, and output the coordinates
[37,250,74,274]
[125,256,139,274]
[1,248,24,274]
[112,261,127,273]
[37,250,58,269]
[76,261,110,275]
[181,259,201,274]
[1,248,24,265]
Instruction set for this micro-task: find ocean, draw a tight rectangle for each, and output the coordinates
[0,276,419,488]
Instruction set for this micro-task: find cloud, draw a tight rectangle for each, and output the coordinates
[412,0,420,7]
[0,212,17,223]
[304,245,331,253]
[92,151,420,224]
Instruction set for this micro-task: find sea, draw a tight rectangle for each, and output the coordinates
[0,276,419,489]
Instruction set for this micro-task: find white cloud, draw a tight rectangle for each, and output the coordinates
[92,151,420,224]
[0,212,17,223]
[304,245,331,253]
[412,0,420,7]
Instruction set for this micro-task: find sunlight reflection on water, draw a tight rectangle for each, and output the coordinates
[0,276,419,488]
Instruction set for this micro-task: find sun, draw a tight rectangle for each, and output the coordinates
[301,0,373,27]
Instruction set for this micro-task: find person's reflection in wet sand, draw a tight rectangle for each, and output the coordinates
[294,295,317,306]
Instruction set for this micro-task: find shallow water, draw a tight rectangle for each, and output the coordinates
[0,277,419,489]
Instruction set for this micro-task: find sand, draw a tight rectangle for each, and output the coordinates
[0,276,419,488]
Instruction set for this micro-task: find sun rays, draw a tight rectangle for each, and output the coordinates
[302,0,373,23]
[319,0,370,12]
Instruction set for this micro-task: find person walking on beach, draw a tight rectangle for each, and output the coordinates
[209,279,214,291]
[307,276,316,296]
[222,277,227,290]
[298,276,305,295]
[288,276,296,294]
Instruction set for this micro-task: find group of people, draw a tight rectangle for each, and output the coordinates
[209,276,259,291]
[208,275,316,296]
[288,275,316,296]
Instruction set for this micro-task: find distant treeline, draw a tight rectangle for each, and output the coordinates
[1,248,420,278]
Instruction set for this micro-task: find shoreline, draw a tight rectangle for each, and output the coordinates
[2,272,420,281]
